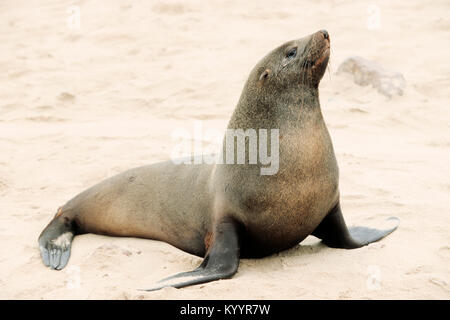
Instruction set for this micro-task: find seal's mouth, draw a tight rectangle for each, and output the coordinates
[304,30,330,69]
[312,46,330,68]
[296,30,331,86]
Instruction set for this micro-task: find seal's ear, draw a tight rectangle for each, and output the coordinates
[258,69,270,86]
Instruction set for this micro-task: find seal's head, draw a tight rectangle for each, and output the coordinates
[230,30,331,127]
[254,30,330,91]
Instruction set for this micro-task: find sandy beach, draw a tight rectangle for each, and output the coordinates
[0,0,449,299]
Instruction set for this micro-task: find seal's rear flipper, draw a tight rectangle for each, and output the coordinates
[38,211,75,270]
[312,203,399,249]
[142,218,241,292]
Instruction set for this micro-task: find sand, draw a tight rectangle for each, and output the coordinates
[0,0,449,299]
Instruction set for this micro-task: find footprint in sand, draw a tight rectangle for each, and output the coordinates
[8,70,31,79]
[405,265,431,275]
[0,177,10,195]
[437,246,450,259]
[92,244,142,258]
[57,92,76,102]
[348,107,369,114]
[0,103,22,115]
[152,2,191,15]
[428,278,449,292]
[25,116,66,123]
[34,105,54,111]
[0,179,7,190]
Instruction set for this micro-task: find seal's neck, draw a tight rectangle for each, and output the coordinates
[228,86,323,130]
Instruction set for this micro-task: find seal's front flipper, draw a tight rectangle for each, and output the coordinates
[312,203,399,249]
[142,218,241,291]
[38,212,75,270]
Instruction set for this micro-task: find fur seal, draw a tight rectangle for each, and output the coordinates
[38,30,399,290]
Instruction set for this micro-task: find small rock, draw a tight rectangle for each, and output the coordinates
[337,56,406,98]
[121,249,132,257]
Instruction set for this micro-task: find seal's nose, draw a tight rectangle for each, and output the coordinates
[320,30,329,40]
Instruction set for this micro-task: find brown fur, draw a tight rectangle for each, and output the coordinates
[40,30,335,261]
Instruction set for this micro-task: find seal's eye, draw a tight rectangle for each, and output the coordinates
[286,47,297,59]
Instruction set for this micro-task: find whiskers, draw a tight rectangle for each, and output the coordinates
[298,50,310,119]
[299,46,312,87]
[327,46,334,82]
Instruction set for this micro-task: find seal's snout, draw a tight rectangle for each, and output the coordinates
[320,29,329,41]
[309,30,331,61]
[299,30,331,85]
